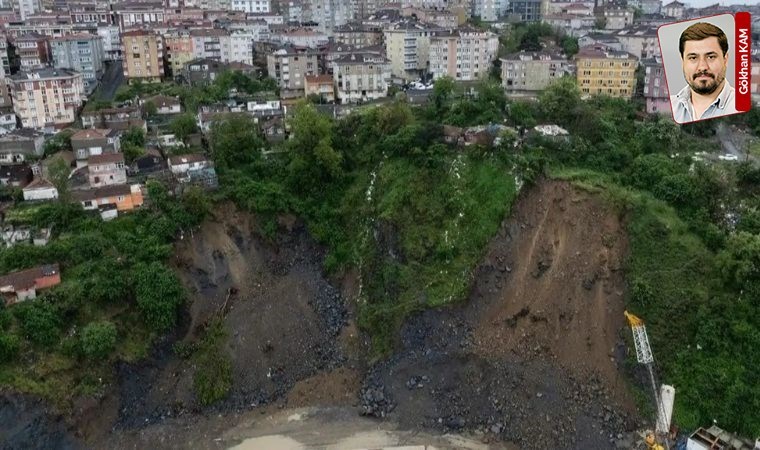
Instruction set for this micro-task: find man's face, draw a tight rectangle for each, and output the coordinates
[681,36,728,95]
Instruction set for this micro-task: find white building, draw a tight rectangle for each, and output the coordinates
[97,25,122,61]
[22,178,58,201]
[429,27,499,81]
[273,29,329,48]
[229,32,255,66]
[332,52,391,103]
[230,0,271,13]
[190,29,231,62]
[472,0,497,22]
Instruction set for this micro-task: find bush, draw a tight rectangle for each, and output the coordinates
[193,320,232,405]
[14,301,61,347]
[80,321,117,360]
[133,262,185,331]
[0,333,20,362]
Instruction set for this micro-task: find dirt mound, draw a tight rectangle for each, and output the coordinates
[114,204,351,427]
[360,179,639,449]
[0,394,83,450]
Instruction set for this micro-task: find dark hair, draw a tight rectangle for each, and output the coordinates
[679,22,728,57]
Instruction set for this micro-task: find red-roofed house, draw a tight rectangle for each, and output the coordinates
[0,264,61,304]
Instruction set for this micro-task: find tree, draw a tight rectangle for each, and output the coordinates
[48,157,71,202]
[121,126,145,148]
[80,321,117,359]
[209,114,266,168]
[538,76,582,126]
[0,333,19,362]
[142,100,157,118]
[717,232,760,300]
[43,130,74,156]
[133,262,185,331]
[170,113,198,143]
[286,102,343,191]
[560,36,579,57]
[14,300,61,347]
[432,76,456,114]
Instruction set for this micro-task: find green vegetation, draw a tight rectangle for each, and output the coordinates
[192,319,232,405]
[499,22,579,57]
[0,180,210,408]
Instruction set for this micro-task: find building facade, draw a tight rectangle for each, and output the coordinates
[501,51,570,93]
[10,68,84,129]
[14,33,50,70]
[575,44,637,98]
[121,30,165,83]
[429,27,499,81]
[384,21,441,81]
[642,57,670,115]
[266,45,319,97]
[50,34,105,94]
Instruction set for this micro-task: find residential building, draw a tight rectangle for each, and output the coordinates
[141,94,181,114]
[73,183,144,212]
[182,58,256,85]
[0,264,60,304]
[501,51,570,94]
[662,0,683,18]
[68,4,112,25]
[602,6,634,30]
[273,28,329,48]
[14,0,41,20]
[384,20,442,81]
[229,31,255,65]
[472,0,497,22]
[0,36,13,75]
[578,33,623,51]
[80,106,144,131]
[401,7,460,28]
[70,128,121,167]
[113,2,165,32]
[87,152,126,187]
[22,177,58,201]
[97,25,122,60]
[508,0,542,22]
[628,0,660,14]
[302,0,353,34]
[0,129,44,164]
[642,56,669,115]
[190,28,231,61]
[575,44,637,98]
[14,33,50,70]
[429,27,499,81]
[334,22,384,48]
[266,45,319,98]
[323,42,382,73]
[121,30,164,83]
[615,26,660,59]
[50,34,105,94]
[0,163,32,187]
[304,74,334,102]
[0,107,16,131]
[231,0,271,13]
[168,153,212,181]
[164,29,194,77]
[332,51,390,103]
[542,13,596,36]
[129,149,164,175]
[9,68,85,129]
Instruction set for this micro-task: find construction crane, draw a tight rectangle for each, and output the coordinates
[624,311,672,450]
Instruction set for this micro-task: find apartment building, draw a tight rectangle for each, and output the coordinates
[14,33,50,70]
[121,30,164,83]
[190,28,231,61]
[14,0,41,20]
[50,34,105,93]
[332,51,390,103]
[602,6,634,30]
[10,68,84,129]
[575,44,637,98]
[429,27,498,81]
[164,29,194,77]
[304,74,334,102]
[500,51,570,94]
[642,57,670,115]
[334,22,384,48]
[472,0,497,22]
[273,29,329,48]
[113,2,165,32]
[384,20,442,81]
[229,31,254,65]
[615,26,660,60]
[508,0,542,22]
[266,45,319,98]
[0,36,11,75]
[662,0,684,18]
[230,0,271,13]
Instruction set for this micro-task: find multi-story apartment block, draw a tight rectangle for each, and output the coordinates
[501,51,570,94]
[642,57,669,115]
[14,33,50,71]
[231,0,271,13]
[614,26,660,60]
[429,27,498,81]
[304,74,334,102]
[472,0,497,22]
[14,0,41,20]
[272,28,329,47]
[575,44,637,99]
[661,0,684,18]
[87,153,126,188]
[334,22,384,47]
[121,30,164,83]
[0,36,12,75]
[384,20,442,81]
[401,7,459,28]
[332,51,390,103]
[69,4,112,25]
[542,13,596,36]
[114,2,165,32]
[50,34,105,94]
[508,0,542,22]
[164,29,194,77]
[602,6,634,30]
[190,28,230,61]
[97,25,122,60]
[303,0,353,34]
[266,45,319,98]
[229,31,254,65]
[9,68,85,129]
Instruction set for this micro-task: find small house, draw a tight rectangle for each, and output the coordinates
[87,153,127,188]
[0,164,33,187]
[142,95,182,115]
[0,264,61,304]
[22,178,58,201]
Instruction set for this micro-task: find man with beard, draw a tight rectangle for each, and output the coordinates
[671,22,737,124]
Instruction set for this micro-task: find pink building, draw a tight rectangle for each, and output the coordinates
[643,57,671,116]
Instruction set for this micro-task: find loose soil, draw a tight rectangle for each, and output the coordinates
[2,179,644,449]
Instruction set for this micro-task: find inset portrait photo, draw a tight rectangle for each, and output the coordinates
[658,14,752,125]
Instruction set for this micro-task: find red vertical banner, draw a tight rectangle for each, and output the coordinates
[735,12,751,112]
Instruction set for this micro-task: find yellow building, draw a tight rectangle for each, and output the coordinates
[121,30,165,84]
[575,44,637,99]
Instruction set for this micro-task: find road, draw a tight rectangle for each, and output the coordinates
[93,60,124,102]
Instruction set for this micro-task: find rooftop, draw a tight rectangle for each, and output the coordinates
[0,264,60,291]
[88,153,124,165]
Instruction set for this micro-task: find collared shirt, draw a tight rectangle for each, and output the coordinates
[671,81,737,124]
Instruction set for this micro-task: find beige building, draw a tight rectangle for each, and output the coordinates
[332,52,391,103]
[304,74,335,103]
[384,20,442,81]
[9,68,85,129]
[501,51,570,94]
[121,29,165,83]
[429,26,499,81]
[575,44,637,98]
[266,45,319,98]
